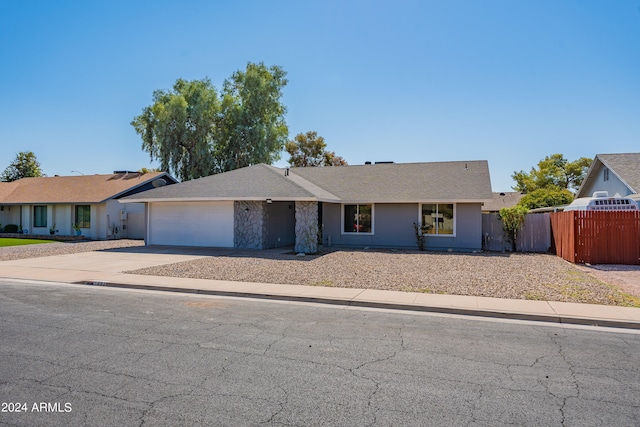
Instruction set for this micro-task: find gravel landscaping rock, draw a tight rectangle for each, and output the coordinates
[0,239,144,261]
[2,241,637,307]
[128,248,640,307]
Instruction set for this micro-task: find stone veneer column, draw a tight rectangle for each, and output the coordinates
[234,201,268,249]
[295,201,318,254]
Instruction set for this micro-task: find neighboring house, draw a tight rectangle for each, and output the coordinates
[576,153,640,201]
[0,171,177,239]
[121,161,493,252]
[481,192,524,213]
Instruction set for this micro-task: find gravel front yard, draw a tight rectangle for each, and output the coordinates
[0,239,145,261]
[1,240,638,307]
[130,248,640,307]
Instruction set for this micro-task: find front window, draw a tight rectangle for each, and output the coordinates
[343,204,372,233]
[34,205,47,227]
[421,204,454,235]
[75,205,91,228]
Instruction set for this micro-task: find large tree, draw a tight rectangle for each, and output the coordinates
[1,151,43,182]
[512,154,592,193]
[131,78,220,181]
[131,62,288,181]
[285,131,347,167]
[215,63,289,173]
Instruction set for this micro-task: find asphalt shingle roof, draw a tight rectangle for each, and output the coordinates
[122,164,325,201]
[291,161,492,202]
[597,153,640,194]
[123,161,493,203]
[0,172,169,204]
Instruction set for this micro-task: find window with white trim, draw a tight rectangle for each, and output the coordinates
[34,205,47,227]
[421,204,454,235]
[343,204,373,233]
[75,205,91,228]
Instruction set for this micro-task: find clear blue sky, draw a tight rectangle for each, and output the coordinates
[1,0,639,191]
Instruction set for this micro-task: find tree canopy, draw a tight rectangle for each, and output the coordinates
[131,62,288,181]
[512,154,592,193]
[518,188,575,210]
[1,151,43,182]
[285,131,347,167]
[216,63,289,173]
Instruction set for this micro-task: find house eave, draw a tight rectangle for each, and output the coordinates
[0,201,106,205]
[120,196,325,204]
[120,197,491,204]
[108,172,176,201]
[332,198,492,204]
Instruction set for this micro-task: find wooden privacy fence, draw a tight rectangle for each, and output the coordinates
[550,211,640,265]
[482,213,551,252]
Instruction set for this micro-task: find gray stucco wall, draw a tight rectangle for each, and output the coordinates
[321,202,482,251]
[264,201,295,248]
[322,203,416,248]
[429,203,482,251]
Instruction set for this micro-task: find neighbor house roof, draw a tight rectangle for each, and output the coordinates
[482,192,525,212]
[0,181,19,200]
[0,172,172,204]
[577,153,640,198]
[122,160,493,203]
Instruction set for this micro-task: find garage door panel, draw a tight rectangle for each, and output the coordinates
[149,201,234,247]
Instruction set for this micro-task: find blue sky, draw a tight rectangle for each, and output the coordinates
[1,0,639,191]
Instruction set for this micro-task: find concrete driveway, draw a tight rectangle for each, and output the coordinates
[0,246,242,284]
[0,246,228,273]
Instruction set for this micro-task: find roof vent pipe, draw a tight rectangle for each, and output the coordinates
[365,161,372,165]
[284,168,289,176]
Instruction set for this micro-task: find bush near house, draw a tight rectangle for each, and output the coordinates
[2,224,19,233]
[498,206,529,252]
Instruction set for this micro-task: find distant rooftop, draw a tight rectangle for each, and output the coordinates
[482,191,524,212]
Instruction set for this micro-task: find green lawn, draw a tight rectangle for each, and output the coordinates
[0,238,57,247]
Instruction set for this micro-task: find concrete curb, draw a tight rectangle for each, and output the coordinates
[82,280,640,330]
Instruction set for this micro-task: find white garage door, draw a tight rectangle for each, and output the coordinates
[148,201,234,247]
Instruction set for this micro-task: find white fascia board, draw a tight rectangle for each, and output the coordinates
[332,198,491,204]
[122,197,487,204]
[120,196,322,203]
[576,156,600,197]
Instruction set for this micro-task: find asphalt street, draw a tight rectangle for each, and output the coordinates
[1,280,639,426]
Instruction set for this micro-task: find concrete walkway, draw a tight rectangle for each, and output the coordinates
[1,250,640,330]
